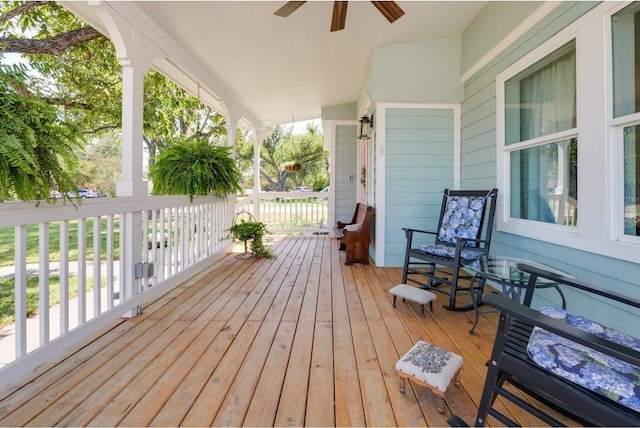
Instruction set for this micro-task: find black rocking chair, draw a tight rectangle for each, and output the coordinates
[401,188,498,311]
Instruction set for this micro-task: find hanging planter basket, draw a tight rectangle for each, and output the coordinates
[284,163,302,173]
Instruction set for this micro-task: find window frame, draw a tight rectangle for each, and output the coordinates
[496,31,581,238]
[609,2,640,245]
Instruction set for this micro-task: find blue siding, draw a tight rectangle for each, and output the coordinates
[334,124,357,224]
[461,2,640,335]
[385,108,454,266]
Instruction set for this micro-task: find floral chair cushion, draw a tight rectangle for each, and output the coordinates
[438,195,487,247]
[527,306,640,412]
[417,244,482,261]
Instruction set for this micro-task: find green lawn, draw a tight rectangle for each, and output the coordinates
[0,275,96,328]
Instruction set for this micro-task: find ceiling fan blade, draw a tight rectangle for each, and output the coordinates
[371,1,405,23]
[330,1,348,32]
[274,1,306,17]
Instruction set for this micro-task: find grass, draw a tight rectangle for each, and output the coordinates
[0,275,97,328]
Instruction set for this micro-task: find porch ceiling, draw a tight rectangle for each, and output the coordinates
[64,1,486,128]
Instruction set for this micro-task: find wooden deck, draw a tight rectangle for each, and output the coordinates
[0,234,545,426]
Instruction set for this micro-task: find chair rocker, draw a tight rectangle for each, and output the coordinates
[401,188,498,311]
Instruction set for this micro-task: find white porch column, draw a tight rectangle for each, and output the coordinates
[117,64,149,197]
[93,3,162,315]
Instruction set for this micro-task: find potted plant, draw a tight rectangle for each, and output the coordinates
[148,136,242,201]
[227,219,274,259]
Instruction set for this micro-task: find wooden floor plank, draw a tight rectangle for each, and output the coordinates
[0,235,567,427]
[305,320,335,427]
[331,238,366,427]
[242,321,297,426]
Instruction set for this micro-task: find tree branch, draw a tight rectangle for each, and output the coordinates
[0,1,53,26]
[0,27,104,55]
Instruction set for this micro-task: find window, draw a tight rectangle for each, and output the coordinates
[612,3,640,238]
[504,40,578,226]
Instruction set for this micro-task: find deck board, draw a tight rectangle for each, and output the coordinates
[0,234,563,426]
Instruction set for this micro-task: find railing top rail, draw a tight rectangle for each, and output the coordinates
[0,195,230,227]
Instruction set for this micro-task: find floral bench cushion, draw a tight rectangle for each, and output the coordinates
[527,306,640,412]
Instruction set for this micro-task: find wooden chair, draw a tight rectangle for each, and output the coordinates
[401,188,498,311]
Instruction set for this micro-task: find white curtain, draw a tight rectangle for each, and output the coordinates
[511,45,576,222]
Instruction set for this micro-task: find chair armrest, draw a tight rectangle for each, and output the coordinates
[402,228,438,244]
[516,263,640,309]
[483,293,640,367]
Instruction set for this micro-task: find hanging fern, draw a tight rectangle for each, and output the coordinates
[0,65,79,203]
[148,136,242,201]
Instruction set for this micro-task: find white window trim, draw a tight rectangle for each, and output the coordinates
[496,29,580,238]
[497,1,640,264]
[606,2,640,248]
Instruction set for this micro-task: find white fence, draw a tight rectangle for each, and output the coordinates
[235,191,329,233]
[0,195,234,384]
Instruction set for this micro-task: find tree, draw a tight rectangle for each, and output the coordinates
[236,122,328,192]
[1,1,231,200]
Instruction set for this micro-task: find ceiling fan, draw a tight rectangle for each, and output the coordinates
[274,1,405,32]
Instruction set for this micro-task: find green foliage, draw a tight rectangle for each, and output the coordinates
[227,219,274,258]
[235,122,328,192]
[148,137,242,201]
[0,64,80,202]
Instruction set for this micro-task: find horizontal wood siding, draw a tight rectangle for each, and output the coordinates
[385,108,454,267]
[459,1,640,334]
[335,124,357,224]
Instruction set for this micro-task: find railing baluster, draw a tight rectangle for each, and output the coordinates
[15,225,27,358]
[59,220,69,335]
[93,216,101,316]
[39,222,50,346]
[77,218,87,325]
[106,215,114,310]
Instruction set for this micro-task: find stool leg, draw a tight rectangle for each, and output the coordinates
[421,304,425,318]
[438,396,445,414]
[429,301,434,312]
[454,372,460,387]
[399,377,405,393]
[392,295,397,308]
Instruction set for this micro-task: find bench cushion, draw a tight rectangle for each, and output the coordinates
[344,222,362,232]
[396,341,463,393]
[527,306,640,412]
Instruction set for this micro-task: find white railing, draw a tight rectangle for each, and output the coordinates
[235,191,329,233]
[0,195,234,384]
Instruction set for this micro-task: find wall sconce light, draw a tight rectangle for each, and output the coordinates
[358,111,373,140]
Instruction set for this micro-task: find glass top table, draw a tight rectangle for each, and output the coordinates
[462,256,572,334]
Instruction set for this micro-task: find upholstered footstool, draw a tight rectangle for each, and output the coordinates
[396,340,463,413]
[390,284,436,317]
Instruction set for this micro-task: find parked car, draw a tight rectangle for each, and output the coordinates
[292,186,312,192]
[77,188,106,198]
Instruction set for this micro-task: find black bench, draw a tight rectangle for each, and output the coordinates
[333,203,373,265]
[469,264,640,427]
